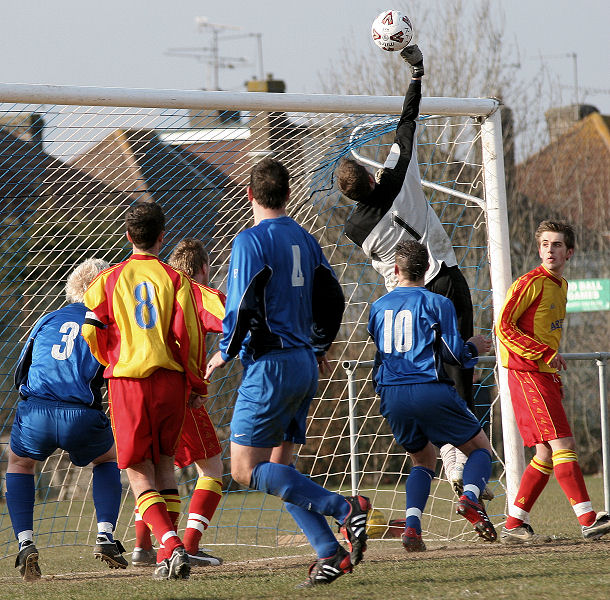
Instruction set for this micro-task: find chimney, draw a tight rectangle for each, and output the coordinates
[188,109,241,129]
[545,104,599,143]
[246,73,286,93]
[30,113,45,154]
[243,74,300,170]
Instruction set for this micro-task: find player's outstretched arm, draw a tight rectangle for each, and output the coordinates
[374,46,423,197]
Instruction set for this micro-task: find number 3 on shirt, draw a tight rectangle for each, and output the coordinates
[51,321,80,360]
[134,282,158,329]
[291,244,304,287]
[383,309,413,352]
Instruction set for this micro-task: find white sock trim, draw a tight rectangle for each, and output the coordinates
[186,520,206,533]
[17,530,33,545]
[509,506,529,521]
[188,512,209,525]
[161,530,177,544]
[406,507,422,520]
[573,501,594,517]
[97,521,113,534]
[464,484,481,497]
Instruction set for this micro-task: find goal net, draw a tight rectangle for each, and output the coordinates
[0,84,512,559]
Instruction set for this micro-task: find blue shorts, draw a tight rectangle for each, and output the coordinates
[231,348,318,448]
[379,382,481,454]
[10,397,114,467]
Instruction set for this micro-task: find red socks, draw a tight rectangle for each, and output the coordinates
[506,457,552,529]
[182,477,222,555]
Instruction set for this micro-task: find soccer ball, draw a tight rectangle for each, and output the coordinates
[365,508,388,538]
[371,10,413,52]
[386,517,407,538]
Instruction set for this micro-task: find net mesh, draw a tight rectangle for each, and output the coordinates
[0,95,503,559]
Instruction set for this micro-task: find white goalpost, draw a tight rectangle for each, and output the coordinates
[0,82,521,558]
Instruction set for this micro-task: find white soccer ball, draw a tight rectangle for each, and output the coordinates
[371,10,413,52]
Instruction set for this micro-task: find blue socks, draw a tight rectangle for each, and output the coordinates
[250,462,344,558]
[92,462,122,541]
[250,462,349,522]
[284,502,339,558]
[405,466,435,534]
[462,448,492,503]
[6,473,35,543]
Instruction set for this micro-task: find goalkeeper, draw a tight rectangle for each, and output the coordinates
[335,45,488,498]
[6,259,127,582]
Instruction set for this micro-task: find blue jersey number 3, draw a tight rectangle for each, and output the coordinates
[134,282,158,329]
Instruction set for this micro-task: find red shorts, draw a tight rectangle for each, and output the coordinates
[174,406,222,469]
[108,369,187,469]
[508,369,572,446]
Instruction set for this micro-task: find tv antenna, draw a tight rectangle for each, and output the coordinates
[534,52,580,119]
[167,17,264,91]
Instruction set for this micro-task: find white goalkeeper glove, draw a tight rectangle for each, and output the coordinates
[400,44,424,78]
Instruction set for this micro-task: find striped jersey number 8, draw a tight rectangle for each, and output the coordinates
[383,309,413,352]
[134,282,158,329]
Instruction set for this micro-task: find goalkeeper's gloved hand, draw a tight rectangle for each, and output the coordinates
[400,44,424,78]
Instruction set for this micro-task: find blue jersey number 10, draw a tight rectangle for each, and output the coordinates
[383,309,413,353]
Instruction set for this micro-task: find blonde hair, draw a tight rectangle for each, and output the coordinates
[65,258,109,303]
[168,238,208,278]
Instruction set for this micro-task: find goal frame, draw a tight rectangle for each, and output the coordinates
[0,82,521,514]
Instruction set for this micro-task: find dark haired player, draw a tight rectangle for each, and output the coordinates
[205,158,370,587]
[368,240,495,549]
[497,220,610,543]
[83,202,209,580]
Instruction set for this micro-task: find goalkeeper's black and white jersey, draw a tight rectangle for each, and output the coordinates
[344,78,457,291]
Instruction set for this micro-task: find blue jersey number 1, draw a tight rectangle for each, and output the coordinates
[291,244,304,287]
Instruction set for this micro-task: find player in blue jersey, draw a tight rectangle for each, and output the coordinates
[205,157,370,587]
[368,240,496,549]
[6,259,127,581]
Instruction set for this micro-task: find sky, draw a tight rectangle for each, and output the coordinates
[0,1,608,113]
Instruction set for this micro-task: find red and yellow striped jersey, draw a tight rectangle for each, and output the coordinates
[192,281,225,336]
[191,281,225,397]
[82,254,208,391]
[495,264,567,372]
